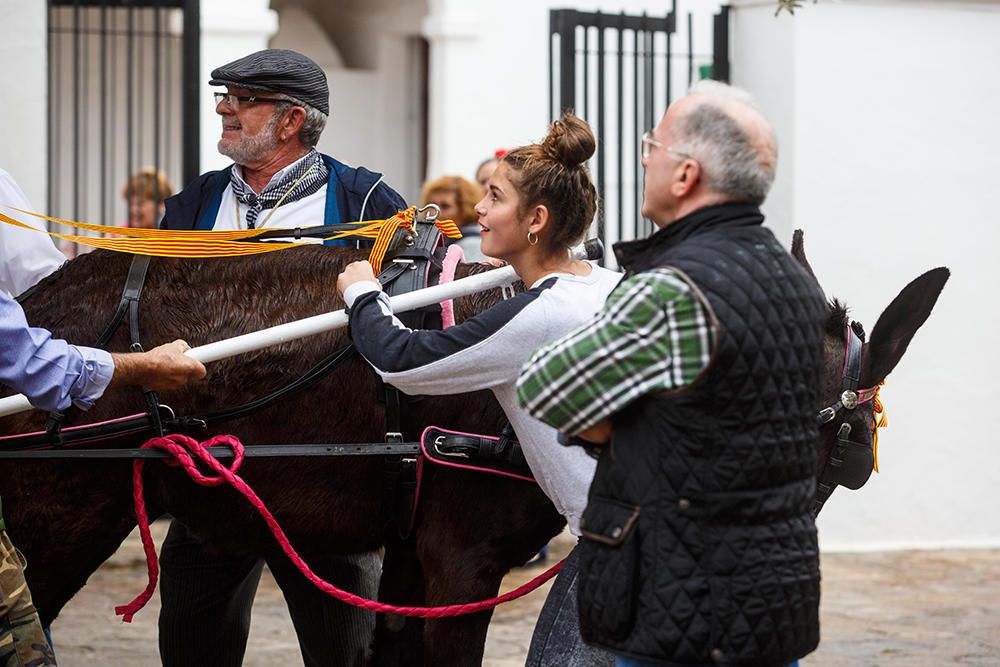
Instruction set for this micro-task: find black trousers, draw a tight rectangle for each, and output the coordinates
[158,520,379,667]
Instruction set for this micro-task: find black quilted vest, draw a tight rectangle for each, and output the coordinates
[577,203,826,666]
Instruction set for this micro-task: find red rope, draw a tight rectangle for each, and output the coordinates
[115,433,563,622]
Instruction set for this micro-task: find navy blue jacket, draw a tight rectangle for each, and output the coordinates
[161,154,406,242]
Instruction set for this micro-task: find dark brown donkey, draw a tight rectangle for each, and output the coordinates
[0,246,562,665]
[0,238,947,665]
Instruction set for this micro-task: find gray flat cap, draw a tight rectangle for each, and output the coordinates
[210,49,329,116]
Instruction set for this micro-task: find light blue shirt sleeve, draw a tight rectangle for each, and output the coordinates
[0,291,114,412]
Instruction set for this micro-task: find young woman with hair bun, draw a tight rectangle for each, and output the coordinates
[337,113,618,665]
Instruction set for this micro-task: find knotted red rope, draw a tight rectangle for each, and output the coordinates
[116,433,563,622]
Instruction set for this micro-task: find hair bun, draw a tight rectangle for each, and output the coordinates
[542,113,596,168]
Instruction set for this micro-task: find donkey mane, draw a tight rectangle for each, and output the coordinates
[826,298,866,343]
[826,299,849,340]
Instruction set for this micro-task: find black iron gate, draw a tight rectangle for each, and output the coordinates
[549,3,730,265]
[47,0,199,252]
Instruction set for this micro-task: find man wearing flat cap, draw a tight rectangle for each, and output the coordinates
[158,48,404,667]
[162,48,405,237]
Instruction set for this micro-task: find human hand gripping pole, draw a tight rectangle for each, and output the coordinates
[108,340,207,392]
[0,240,603,418]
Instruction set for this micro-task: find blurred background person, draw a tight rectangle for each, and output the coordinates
[474,149,508,195]
[420,174,485,261]
[122,167,174,229]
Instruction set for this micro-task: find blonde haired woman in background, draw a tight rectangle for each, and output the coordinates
[122,167,174,229]
[419,175,485,261]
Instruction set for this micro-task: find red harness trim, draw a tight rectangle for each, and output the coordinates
[419,426,536,484]
[405,425,538,541]
[0,412,147,444]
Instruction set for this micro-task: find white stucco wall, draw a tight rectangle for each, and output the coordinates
[0,1,49,210]
[199,0,279,173]
[423,0,724,182]
[264,0,429,203]
[0,0,720,211]
[731,0,1000,550]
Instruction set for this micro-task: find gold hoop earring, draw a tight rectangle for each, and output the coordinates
[527,231,539,246]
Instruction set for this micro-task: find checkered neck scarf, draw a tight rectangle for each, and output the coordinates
[229,150,329,229]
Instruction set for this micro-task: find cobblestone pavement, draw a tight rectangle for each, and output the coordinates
[47,522,1000,665]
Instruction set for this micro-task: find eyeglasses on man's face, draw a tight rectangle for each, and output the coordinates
[641,131,695,162]
[214,92,290,111]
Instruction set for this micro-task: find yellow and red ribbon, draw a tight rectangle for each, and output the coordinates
[871,382,888,473]
[0,206,461,262]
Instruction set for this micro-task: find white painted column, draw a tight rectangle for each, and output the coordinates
[0,0,49,210]
[421,1,482,179]
[197,0,278,173]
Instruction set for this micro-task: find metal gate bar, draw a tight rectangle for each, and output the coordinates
[47,0,199,254]
[549,3,730,267]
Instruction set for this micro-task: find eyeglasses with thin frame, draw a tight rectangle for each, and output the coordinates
[213,92,291,111]
[641,131,695,162]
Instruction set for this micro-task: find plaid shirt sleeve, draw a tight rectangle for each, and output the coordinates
[516,268,715,435]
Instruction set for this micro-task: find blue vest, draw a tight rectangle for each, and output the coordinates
[162,153,407,248]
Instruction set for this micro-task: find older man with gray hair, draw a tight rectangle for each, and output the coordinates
[159,49,405,667]
[162,48,404,238]
[517,80,825,667]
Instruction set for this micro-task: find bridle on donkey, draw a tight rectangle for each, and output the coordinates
[812,321,882,517]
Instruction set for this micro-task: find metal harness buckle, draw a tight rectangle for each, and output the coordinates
[433,434,469,458]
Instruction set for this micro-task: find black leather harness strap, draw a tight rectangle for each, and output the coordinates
[43,255,155,444]
[94,254,151,350]
[817,325,864,425]
[3,216,435,452]
[183,344,359,430]
[0,345,360,452]
[117,255,167,438]
[812,323,877,516]
[422,424,533,480]
[0,442,422,460]
[246,222,408,242]
[0,216,505,484]
[374,217,447,540]
[428,423,528,469]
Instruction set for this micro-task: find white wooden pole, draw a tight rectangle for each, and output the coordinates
[191,265,517,363]
[0,266,518,419]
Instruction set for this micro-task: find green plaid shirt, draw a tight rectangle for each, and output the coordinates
[516,268,716,435]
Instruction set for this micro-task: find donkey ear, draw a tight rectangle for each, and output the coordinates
[865,267,950,385]
[791,229,820,284]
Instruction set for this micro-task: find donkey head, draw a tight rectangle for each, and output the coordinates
[791,230,949,513]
